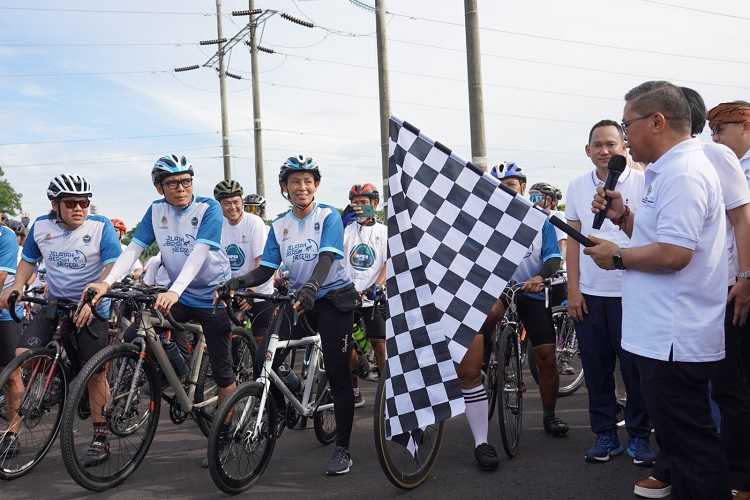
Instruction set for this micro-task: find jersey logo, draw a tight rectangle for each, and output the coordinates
[164,233,197,256]
[83,234,92,244]
[285,238,319,262]
[48,249,87,270]
[191,217,199,227]
[314,222,320,231]
[225,243,246,271]
[349,243,375,271]
[160,215,168,228]
[282,228,289,240]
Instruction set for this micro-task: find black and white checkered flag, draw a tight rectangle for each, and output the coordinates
[384,117,547,446]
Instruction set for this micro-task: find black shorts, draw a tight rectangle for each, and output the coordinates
[0,320,21,366]
[356,306,385,340]
[516,294,556,346]
[18,306,109,370]
[249,300,274,339]
[170,302,234,388]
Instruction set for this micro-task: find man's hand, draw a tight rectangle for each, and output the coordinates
[0,286,23,310]
[567,288,588,321]
[583,235,619,270]
[74,303,94,329]
[293,284,316,312]
[521,275,545,293]
[155,291,179,314]
[591,188,626,222]
[729,279,750,326]
[237,297,253,312]
[83,281,111,306]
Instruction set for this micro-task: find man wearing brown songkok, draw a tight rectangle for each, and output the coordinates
[709,101,750,181]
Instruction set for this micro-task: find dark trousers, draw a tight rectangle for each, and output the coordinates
[638,354,730,500]
[711,295,750,491]
[575,295,649,437]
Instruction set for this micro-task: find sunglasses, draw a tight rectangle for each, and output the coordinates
[162,178,193,190]
[61,199,91,209]
[529,192,545,204]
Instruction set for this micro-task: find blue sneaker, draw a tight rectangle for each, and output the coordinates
[628,436,656,467]
[585,431,624,463]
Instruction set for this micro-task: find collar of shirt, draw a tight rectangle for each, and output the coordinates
[289,202,319,222]
[590,164,634,188]
[646,137,700,174]
[161,195,195,213]
[740,147,750,165]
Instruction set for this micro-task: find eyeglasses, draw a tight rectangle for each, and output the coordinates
[529,192,545,204]
[621,113,656,134]
[61,199,91,209]
[711,121,745,136]
[162,178,193,190]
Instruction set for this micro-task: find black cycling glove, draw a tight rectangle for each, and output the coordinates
[296,281,319,312]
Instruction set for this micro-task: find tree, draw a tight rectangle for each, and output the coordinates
[0,167,22,216]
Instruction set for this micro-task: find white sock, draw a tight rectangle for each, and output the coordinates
[463,385,488,447]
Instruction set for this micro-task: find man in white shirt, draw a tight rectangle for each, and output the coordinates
[213,180,274,348]
[585,81,730,499]
[111,218,143,278]
[705,98,750,499]
[565,120,652,466]
[343,183,387,408]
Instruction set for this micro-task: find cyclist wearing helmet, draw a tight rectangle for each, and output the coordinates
[6,219,27,247]
[529,182,568,260]
[214,180,274,348]
[0,223,21,455]
[110,218,143,277]
[227,155,358,476]
[343,183,386,408]
[85,155,235,459]
[0,174,121,464]
[485,163,569,440]
[243,193,267,220]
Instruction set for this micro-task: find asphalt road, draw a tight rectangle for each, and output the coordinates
[3,373,650,500]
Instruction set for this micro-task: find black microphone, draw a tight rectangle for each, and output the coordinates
[592,154,627,230]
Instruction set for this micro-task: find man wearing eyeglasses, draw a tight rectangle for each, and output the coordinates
[709,101,750,183]
[564,120,652,467]
[585,81,730,499]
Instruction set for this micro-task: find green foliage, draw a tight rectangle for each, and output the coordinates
[0,167,23,216]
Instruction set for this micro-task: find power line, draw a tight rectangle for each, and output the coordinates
[638,0,750,21]
[0,69,169,78]
[0,130,244,147]
[0,41,199,47]
[385,10,750,66]
[0,6,215,16]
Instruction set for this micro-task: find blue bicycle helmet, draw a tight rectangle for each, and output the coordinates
[278,155,321,184]
[151,153,194,185]
[489,161,526,182]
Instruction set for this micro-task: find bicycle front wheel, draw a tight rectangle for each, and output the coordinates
[373,377,444,490]
[0,350,67,480]
[312,377,336,445]
[496,325,523,458]
[551,306,584,397]
[207,381,277,495]
[60,343,161,492]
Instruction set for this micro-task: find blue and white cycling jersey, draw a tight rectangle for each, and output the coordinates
[0,225,19,321]
[132,196,231,308]
[260,203,351,298]
[23,215,121,312]
[510,218,561,301]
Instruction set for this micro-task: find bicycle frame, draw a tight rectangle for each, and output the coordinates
[112,310,208,418]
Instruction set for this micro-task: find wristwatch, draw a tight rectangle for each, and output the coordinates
[612,248,626,270]
[738,271,750,280]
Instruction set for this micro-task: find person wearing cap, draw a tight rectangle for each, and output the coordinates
[708,101,750,182]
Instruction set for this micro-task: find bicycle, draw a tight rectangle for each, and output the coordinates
[527,272,585,397]
[0,290,97,480]
[206,289,336,495]
[58,283,256,491]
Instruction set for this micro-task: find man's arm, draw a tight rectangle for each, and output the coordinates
[565,220,588,321]
[728,204,750,325]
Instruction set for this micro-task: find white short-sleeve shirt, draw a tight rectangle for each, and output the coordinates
[565,166,645,297]
[739,147,750,184]
[343,221,387,294]
[702,142,750,285]
[221,213,274,295]
[621,139,727,362]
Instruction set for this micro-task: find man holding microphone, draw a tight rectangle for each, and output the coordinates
[584,81,729,499]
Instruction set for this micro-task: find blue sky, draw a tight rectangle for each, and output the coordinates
[1,0,748,226]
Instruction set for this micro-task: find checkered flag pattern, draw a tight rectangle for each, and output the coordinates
[384,116,547,441]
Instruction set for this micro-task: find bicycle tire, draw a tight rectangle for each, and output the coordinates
[0,349,67,480]
[497,325,523,458]
[194,328,257,437]
[312,379,336,446]
[373,377,444,490]
[207,381,277,495]
[484,327,500,420]
[60,343,161,492]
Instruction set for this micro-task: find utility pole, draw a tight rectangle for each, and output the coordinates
[216,0,232,180]
[464,0,487,172]
[248,0,265,197]
[375,0,390,199]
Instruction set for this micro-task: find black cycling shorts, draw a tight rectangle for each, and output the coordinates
[516,294,556,346]
[170,302,234,388]
[18,306,109,370]
[0,320,21,366]
[356,306,385,340]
